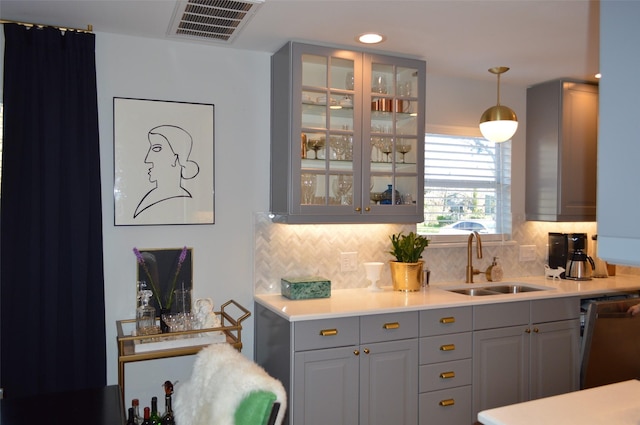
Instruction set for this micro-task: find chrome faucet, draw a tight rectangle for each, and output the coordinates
[466,231,483,283]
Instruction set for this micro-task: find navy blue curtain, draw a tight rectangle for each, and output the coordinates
[1,24,106,397]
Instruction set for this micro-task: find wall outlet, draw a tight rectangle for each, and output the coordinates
[341,251,358,272]
[519,245,537,262]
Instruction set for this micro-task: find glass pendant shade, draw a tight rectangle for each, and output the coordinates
[479,105,518,143]
[479,66,518,143]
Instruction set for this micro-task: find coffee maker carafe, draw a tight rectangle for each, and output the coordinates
[565,233,595,280]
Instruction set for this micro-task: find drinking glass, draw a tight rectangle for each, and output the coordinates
[332,175,353,205]
[345,72,354,90]
[381,138,393,162]
[306,138,325,159]
[397,142,412,163]
[301,174,317,204]
[372,74,387,94]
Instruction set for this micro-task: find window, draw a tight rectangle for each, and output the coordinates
[417,132,511,241]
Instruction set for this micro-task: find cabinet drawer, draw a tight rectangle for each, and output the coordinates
[360,311,419,344]
[531,297,579,323]
[420,307,472,336]
[419,385,471,425]
[294,316,359,351]
[419,359,472,392]
[420,332,472,364]
[474,301,529,330]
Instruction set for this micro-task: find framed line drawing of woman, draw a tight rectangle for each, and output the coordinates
[114,97,215,225]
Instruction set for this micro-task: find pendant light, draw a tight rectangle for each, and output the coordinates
[479,66,518,143]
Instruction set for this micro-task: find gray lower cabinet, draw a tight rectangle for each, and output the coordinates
[419,306,473,425]
[472,298,581,419]
[255,303,418,425]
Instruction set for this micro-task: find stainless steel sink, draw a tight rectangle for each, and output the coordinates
[448,288,500,296]
[487,284,545,294]
[445,283,551,296]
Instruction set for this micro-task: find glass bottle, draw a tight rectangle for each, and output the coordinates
[150,397,161,425]
[381,184,401,205]
[141,407,152,425]
[136,290,156,336]
[132,398,141,424]
[126,407,137,425]
[161,394,175,425]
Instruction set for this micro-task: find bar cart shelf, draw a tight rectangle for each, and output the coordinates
[116,299,251,395]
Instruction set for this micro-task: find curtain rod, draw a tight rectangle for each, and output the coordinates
[0,19,93,33]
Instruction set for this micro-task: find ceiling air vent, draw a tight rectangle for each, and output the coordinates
[168,0,264,44]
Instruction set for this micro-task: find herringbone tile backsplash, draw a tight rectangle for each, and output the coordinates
[253,212,636,294]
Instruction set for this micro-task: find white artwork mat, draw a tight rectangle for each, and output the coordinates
[114,97,215,225]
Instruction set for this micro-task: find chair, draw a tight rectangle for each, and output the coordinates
[174,343,286,425]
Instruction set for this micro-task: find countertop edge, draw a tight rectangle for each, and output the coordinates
[254,275,640,321]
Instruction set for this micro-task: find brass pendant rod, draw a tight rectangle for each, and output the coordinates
[496,72,501,106]
[0,19,93,34]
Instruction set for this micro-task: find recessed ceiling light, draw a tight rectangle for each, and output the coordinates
[595,73,602,79]
[358,33,386,44]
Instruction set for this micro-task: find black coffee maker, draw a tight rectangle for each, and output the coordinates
[565,233,595,280]
[548,233,568,278]
[549,232,595,280]
[548,232,595,280]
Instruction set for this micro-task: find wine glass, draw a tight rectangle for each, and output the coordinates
[372,74,387,94]
[306,138,325,160]
[330,137,347,160]
[397,142,412,163]
[301,174,317,205]
[380,138,393,163]
[332,175,353,205]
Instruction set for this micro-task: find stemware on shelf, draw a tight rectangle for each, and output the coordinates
[301,174,317,205]
[306,138,325,160]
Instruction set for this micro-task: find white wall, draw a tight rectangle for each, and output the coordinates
[95,33,271,399]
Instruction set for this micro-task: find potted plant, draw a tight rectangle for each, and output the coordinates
[389,231,429,291]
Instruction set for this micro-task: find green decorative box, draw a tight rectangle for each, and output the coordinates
[281,276,331,300]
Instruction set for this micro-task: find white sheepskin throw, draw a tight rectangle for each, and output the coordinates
[174,343,287,425]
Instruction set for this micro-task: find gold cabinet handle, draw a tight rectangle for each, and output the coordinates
[440,317,456,324]
[440,344,456,351]
[320,329,338,336]
[439,399,455,407]
[533,328,539,333]
[439,371,456,379]
[383,322,400,330]
[354,350,360,356]
[364,207,371,212]
[363,348,370,354]
[355,207,362,212]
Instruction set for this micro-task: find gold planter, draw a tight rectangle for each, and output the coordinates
[389,261,424,292]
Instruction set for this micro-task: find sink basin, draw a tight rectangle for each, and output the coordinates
[448,288,502,296]
[445,283,552,296]
[487,284,545,294]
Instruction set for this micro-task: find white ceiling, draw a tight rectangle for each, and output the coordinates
[0,0,600,87]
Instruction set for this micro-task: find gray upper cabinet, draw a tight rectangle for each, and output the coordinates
[270,42,425,224]
[525,79,598,221]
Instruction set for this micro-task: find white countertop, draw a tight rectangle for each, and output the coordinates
[254,275,640,321]
[477,379,640,425]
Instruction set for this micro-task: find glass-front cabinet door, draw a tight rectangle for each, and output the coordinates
[270,42,425,223]
[364,54,424,221]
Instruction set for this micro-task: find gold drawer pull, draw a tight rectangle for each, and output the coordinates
[439,399,455,407]
[439,371,456,379]
[440,344,456,351]
[383,322,400,330]
[319,329,338,336]
[440,317,456,324]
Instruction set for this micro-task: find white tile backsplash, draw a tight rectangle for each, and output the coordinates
[253,212,635,294]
